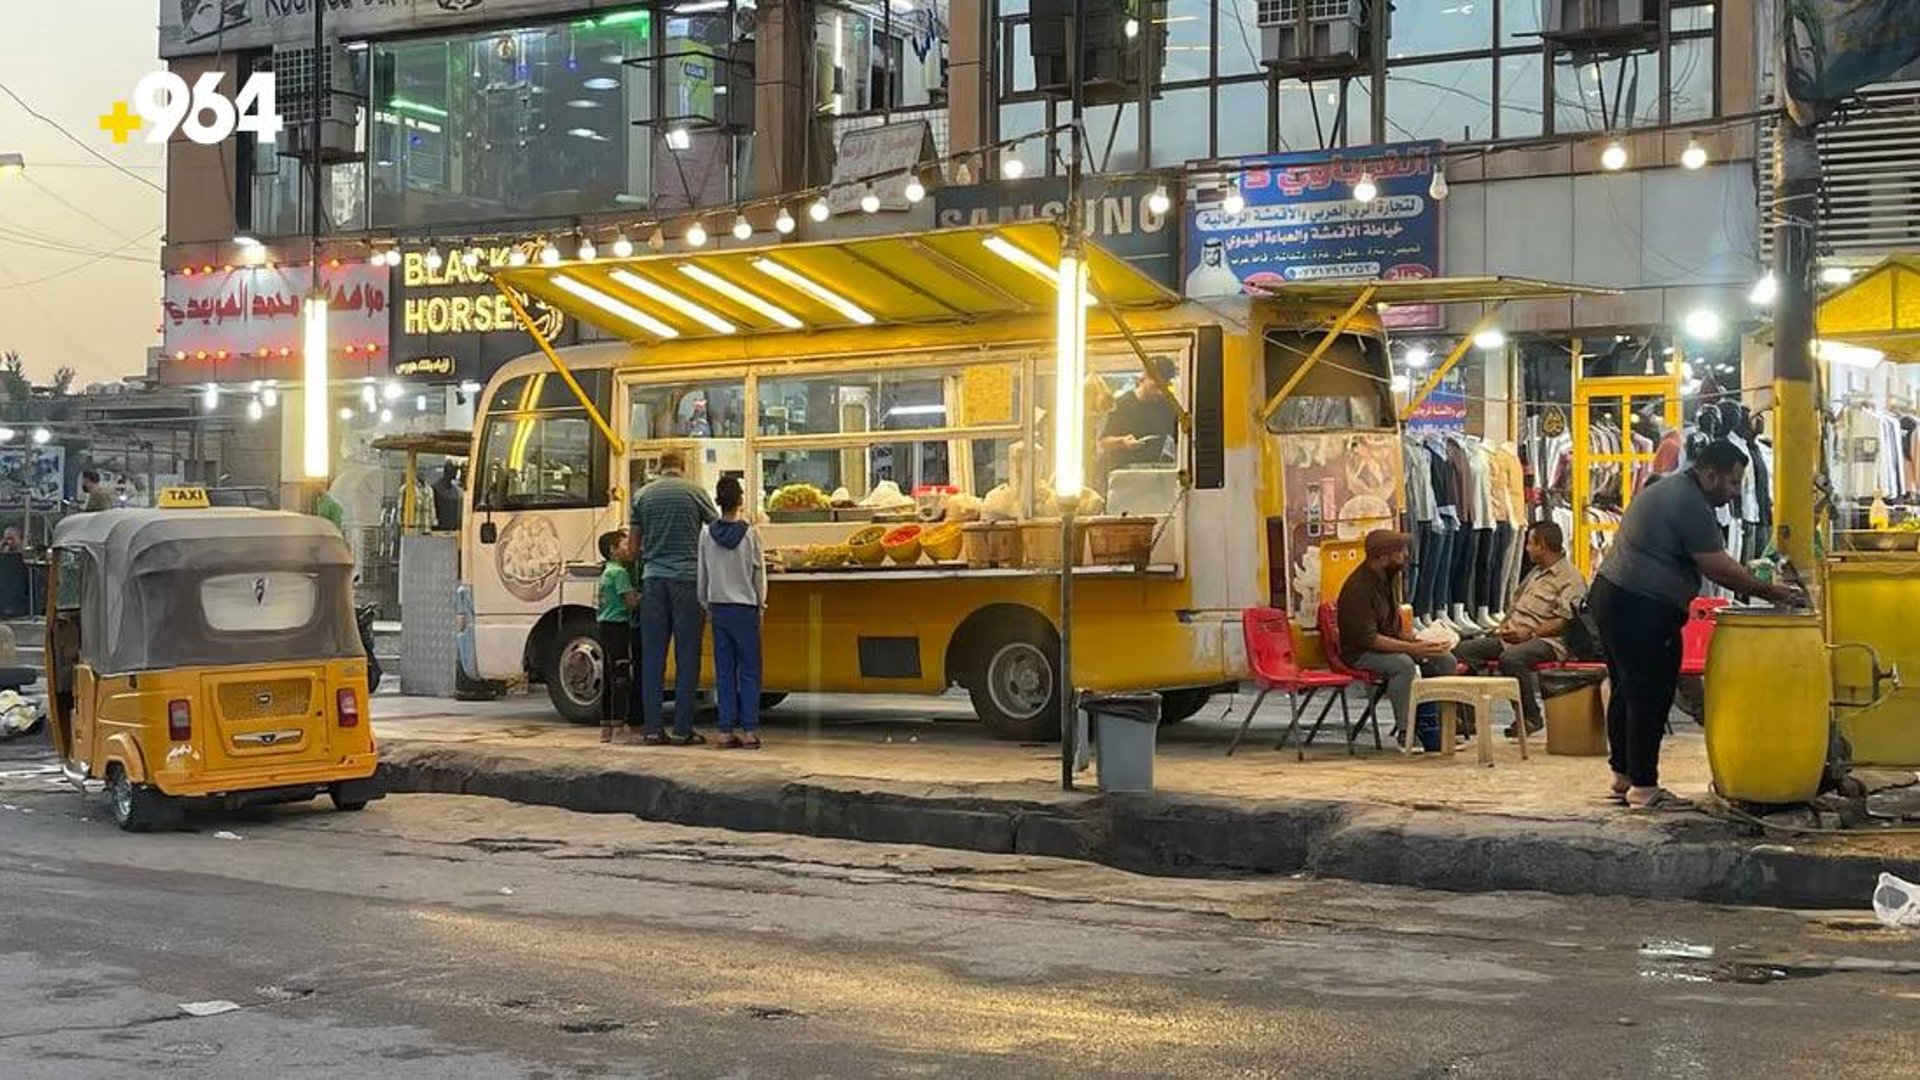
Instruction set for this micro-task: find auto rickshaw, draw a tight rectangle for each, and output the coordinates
[44,505,382,830]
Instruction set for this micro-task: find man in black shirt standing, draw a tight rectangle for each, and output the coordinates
[1097,357,1180,477]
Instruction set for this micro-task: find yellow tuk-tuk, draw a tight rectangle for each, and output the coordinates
[45,507,382,830]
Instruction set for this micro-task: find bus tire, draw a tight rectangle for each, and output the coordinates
[545,615,608,725]
[968,619,1062,742]
[1157,688,1214,725]
[759,693,788,711]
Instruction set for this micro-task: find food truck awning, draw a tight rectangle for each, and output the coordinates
[489,221,1182,343]
[1815,255,1920,360]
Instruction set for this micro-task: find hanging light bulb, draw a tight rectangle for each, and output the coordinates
[261,384,279,409]
[808,197,831,222]
[903,173,926,203]
[1680,138,1708,170]
[247,397,264,422]
[1147,184,1170,215]
[611,232,635,258]
[361,384,378,408]
[202,384,220,410]
[1221,188,1246,216]
[424,246,444,271]
[383,380,403,402]
[1750,272,1779,306]
[539,241,562,265]
[685,220,708,247]
[338,407,354,421]
[416,393,429,412]
[1001,157,1026,180]
[386,248,403,267]
[1405,347,1432,369]
[1428,167,1450,200]
[774,207,797,234]
[578,236,598,261]
[732,214,753,240]
[378,407,393,423]
[1600,140,1629,171]
[461,246,482,268]
[30,427,50,445]
[1352,171,1378,203]
[859,185,881,213]
[507,247,530,267]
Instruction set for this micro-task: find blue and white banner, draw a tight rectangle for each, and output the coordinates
[1784,1,1920,125]
[1184,141,1442,329]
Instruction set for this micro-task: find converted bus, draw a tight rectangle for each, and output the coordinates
[453,222,1580,739]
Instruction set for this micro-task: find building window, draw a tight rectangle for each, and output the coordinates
[815,0,950,116]
[993,1,1723,171]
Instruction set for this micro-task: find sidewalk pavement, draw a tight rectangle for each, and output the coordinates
[371,691,1920,911]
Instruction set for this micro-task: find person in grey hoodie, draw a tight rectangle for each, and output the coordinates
[697,476,768,748]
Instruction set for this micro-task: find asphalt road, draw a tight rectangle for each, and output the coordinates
[1,737,1918,1079]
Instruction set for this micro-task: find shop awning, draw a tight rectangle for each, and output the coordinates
[1815,255,1920,360]
[487,221,1181,343]
[1253,275,1621,306]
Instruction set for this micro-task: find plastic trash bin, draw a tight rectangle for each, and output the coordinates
[1086,691,1161,792]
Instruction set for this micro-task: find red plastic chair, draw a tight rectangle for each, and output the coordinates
[1228,607,1358,759]
[1316,602,1392,753]
[1679,595,1731,677]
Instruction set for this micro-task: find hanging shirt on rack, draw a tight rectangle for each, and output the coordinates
[1404,433,1437,524]
[1464,438,1496,527]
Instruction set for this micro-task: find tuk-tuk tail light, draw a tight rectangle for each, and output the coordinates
[337,688,361,728]
[167,699,192,741]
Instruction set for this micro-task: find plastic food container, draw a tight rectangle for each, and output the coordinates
[922,523,964,562]
[848,525,887,565]
[881,524,924,565]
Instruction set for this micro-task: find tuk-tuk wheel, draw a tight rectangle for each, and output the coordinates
[105,765,170,833]
[329,791,369,812]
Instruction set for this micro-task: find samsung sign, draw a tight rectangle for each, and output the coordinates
[933,176,1179,288]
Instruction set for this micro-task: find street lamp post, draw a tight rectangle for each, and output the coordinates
[1054,0,1091,791]
[301,1,329,481]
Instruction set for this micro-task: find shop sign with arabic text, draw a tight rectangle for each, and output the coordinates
[1184,141,1442,330]
[162,262,389,360]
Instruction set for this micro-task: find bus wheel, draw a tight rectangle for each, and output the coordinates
[971,626,1061,742]
[546,616,607,725]
[105,765,170,833]
[1157,688,1214,725]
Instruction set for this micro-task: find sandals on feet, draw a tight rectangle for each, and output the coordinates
[1627,788,1694,812]
[672,731,709,747]
[740,734,762,750]
[716,733,744,750]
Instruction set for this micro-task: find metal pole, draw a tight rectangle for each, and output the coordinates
[1058,0,1087,792]
[1771,114,1820,574]
[310,0,324,261]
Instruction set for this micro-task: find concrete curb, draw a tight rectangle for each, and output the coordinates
[377,739,1920,909]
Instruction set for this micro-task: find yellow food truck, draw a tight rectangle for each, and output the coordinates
[452,221,1591,738]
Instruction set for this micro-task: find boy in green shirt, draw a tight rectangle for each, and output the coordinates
[596,530,640,741]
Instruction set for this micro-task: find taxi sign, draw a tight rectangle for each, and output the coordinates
[156,486,211,509]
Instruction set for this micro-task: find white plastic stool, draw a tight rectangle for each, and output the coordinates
[1406,675,1527,765]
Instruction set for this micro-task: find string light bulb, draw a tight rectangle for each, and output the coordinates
[775,207,797,234]
[1428,167,1449,200]
[578,236,598,260]
[1147,184,1170,215]
[685,220,708,247]
[1001,157,1026,180]
[904,174,926,203]
[424,246,444,271]
[1600,140,1629,171]
[1352,172,1378,203]
[539,241,561,265]
[1680,139,1708,170]
[507,247,529,267]
[808,197,831,222]
[611,232,635,258]
[1221,189,1246,216]
[461,247,482,268]
[732,214,753,240]
[860,185,881,213]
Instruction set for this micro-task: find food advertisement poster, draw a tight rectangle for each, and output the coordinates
[1184,141,1442,330]
[1276,432,1402,617]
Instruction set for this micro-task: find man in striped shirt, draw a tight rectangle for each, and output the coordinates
[1454,520,1587,737]
[626,451,719,745]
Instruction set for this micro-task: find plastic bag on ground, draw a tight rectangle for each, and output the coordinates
[1872,872,1920,928]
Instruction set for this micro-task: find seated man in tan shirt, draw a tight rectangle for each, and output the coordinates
[1455,520,1588,737]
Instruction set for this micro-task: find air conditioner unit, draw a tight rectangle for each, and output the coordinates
[1542,0,1657,40]
[1028,0,1167,106]
[1258,0,1367,75]
[272,41,360,163]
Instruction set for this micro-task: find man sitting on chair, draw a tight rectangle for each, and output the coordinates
[1454,520,1588,738]
[1338,529,1457,739]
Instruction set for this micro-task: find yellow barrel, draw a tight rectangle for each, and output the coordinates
[1704,610,1830,804]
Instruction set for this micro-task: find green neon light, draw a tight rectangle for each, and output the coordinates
[388,97,449,118]
[573,9,651,30]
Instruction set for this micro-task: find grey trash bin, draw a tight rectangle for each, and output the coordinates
[1086,692,1160,792]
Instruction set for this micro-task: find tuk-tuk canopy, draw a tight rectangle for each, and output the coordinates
[52,509,358,674]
